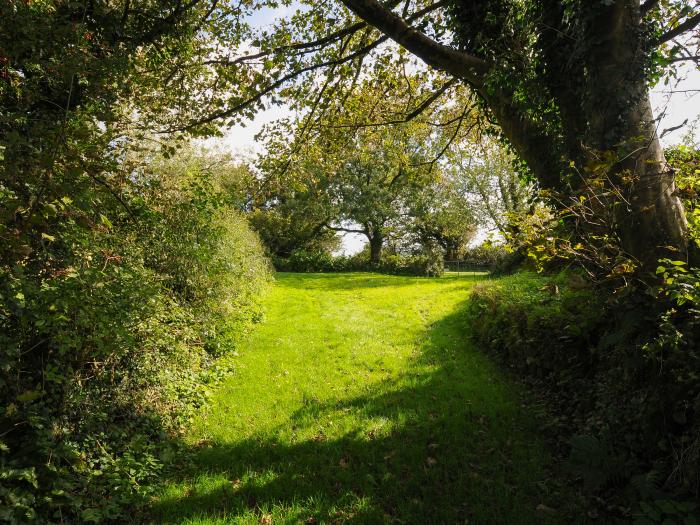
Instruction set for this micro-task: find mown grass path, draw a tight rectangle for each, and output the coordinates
[151,273,572,524]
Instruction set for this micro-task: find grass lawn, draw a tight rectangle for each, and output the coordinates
[150,273,578,524]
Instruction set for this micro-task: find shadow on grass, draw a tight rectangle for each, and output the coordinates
[274,272,488,291]
[150,298,578,524]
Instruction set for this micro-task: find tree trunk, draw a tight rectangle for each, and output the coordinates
[482,2,688,266]
[368,229,383,265]
[577,1,687,264]
[494,88,688,266]
[610,95,687,264]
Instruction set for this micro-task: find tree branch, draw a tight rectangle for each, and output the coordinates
[655,12,700,45]
[168,36,389,131]
[339,0,488,85]
[171,0,450,132]
[327,224,368,234]
[206,0,406,69]
[321,77,457,129]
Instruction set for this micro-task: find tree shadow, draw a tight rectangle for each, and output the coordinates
[150,298,580,524]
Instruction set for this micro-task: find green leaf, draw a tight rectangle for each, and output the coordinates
[99,214,113,229]
[16,390,42,403]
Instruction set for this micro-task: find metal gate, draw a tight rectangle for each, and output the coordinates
[443,260,490,277]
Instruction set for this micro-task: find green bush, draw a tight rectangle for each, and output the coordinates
[273,250,339,273]
[378,252,444,277]
[465,270,700,513]
[459,243,510,270]
[273,249,444,276]
[0,151,271,523]
[466,272,602,377]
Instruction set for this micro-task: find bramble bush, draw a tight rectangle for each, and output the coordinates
[0,149,271,523]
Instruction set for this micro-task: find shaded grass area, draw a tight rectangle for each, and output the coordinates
[149,273,579,524]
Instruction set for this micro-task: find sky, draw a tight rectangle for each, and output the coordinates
[205,8,700,255]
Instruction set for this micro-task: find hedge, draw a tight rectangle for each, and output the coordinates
[465,271,700,519]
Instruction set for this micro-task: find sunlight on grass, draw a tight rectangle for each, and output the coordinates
[150,272,576,524]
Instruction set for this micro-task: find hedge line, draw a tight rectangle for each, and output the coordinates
[1,166,272,523]
[465,272,700,520]
[273,249,445,277]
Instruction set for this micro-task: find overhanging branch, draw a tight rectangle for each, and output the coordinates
[321,77,458,129]
[655,12,700,45]
[339,0,489,85]
[171,0,448,132]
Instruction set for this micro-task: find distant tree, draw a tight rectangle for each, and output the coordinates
[447,140,536,238]
[329,125,434,264]
[256,73,454,263]
[407,174,478,259]
[248,202,340,257]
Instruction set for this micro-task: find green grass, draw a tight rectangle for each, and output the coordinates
[150,272,577,524]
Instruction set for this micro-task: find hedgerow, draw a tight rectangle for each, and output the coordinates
[465,271,700,520]
[272,249,444,276]
[0,150,271,523]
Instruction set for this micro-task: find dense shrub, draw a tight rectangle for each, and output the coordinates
[0,152,271,523]
[466,271,700,518]
[377,253,444,277]
[455,243,514,272]
[273,249,444,276]
[273,250,340,273]
[667,145,700,252]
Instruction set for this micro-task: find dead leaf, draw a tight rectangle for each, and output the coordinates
[426,457,438,467]
[536,504,557,516]
[339,457,349,468]
[427,443,439,450]
[260,514,273,525]
[305,518,318,525]
[195,438,212,448]
[231,478,242,492]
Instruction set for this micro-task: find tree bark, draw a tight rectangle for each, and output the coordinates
[577,1,687,263]
[368,228,383,265]
[610,94,688,263]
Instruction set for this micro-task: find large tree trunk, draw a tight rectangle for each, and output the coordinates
[610,95,687,263]
[493,89,688,266]
[578,1,687,264]
[483,1,688,266]
[368,229,383,265]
